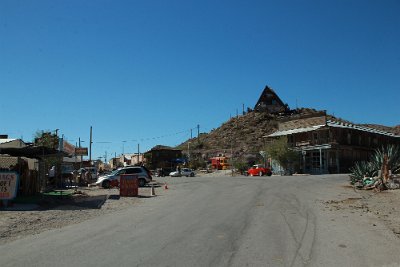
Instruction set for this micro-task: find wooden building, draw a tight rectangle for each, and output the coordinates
[254,85,289,113]
[144,145,183,172]
[267,114,400,174]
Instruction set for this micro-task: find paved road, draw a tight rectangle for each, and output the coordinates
[1,174,400,266]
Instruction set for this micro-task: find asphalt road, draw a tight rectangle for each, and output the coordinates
[1,174,400,267]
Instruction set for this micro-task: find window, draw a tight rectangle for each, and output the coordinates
[347,133,351,145]
[126,168,141,174]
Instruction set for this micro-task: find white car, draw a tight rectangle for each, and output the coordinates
[169,168,195,177]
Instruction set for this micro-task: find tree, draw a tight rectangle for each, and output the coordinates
[265,136,298,172]
[33,130,62,188]
[33,130,59,149]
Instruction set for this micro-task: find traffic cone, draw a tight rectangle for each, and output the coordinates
[164,183,168,190]
[150,185,156,196]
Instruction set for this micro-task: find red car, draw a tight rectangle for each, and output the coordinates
[247,165,272,176]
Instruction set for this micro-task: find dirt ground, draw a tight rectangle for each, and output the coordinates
[0,185,159,244]
[323,185,400,238]
[1,180,400,245]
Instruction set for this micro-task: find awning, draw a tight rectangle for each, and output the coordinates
[266,125,325,137]
[0,146,69,159]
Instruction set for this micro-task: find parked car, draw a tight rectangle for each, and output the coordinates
[169,168,195,177]
[78,167,98,179]
[95,166,152,188]
[247,164,272,176]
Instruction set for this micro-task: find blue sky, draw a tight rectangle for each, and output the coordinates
[1,0,399,160]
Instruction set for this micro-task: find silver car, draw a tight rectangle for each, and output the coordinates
[95,166,152,188]
[169,168,195,177]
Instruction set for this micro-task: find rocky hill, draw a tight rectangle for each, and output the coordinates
[175,111,276,166]
[177,85,400,165]
[193,111,278,154]
[176,108,324,162]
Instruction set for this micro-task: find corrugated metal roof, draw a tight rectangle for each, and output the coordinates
[267,120,400,138]
[0,139,17,144]
[267,125,325,137]
[326,120,398,137]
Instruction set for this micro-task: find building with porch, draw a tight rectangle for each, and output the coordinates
[267,113,400,174]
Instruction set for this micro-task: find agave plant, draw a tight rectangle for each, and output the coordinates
[349,161,377,184]
[370,145,400,175]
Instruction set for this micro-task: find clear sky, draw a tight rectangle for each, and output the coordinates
[1,0,399,161]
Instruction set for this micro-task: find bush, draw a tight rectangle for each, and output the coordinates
[349,161,376,184]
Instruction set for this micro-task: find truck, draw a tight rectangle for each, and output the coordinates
[210,156,230,170]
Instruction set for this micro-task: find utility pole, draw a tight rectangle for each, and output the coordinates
[187,142,191,165]
[79,137,82,169]
[89,126,93,163]
[197,124,200,143]
[230,137,234,177]
[137,143,140,165]
[190,129,193,139]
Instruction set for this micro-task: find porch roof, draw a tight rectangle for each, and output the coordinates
[267,125,325,137]
[266,120,400,138]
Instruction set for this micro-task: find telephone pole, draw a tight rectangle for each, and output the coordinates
[89,126,93,163]
[197,124,200,143]
[137,143,140,165]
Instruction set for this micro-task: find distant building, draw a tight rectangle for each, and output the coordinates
[130,153,145,166]
[144,145,183,171]
[267,113,400,174]
[0,136,26,149]
[254,85,289,113]
[108,154,132,169]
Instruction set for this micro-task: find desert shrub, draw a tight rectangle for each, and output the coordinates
[370,145,400,174]
[349,161,376,184]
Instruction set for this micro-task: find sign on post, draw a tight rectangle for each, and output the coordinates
[75,147,88,156]
[0,172,20,200]
[120,174,139,197]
